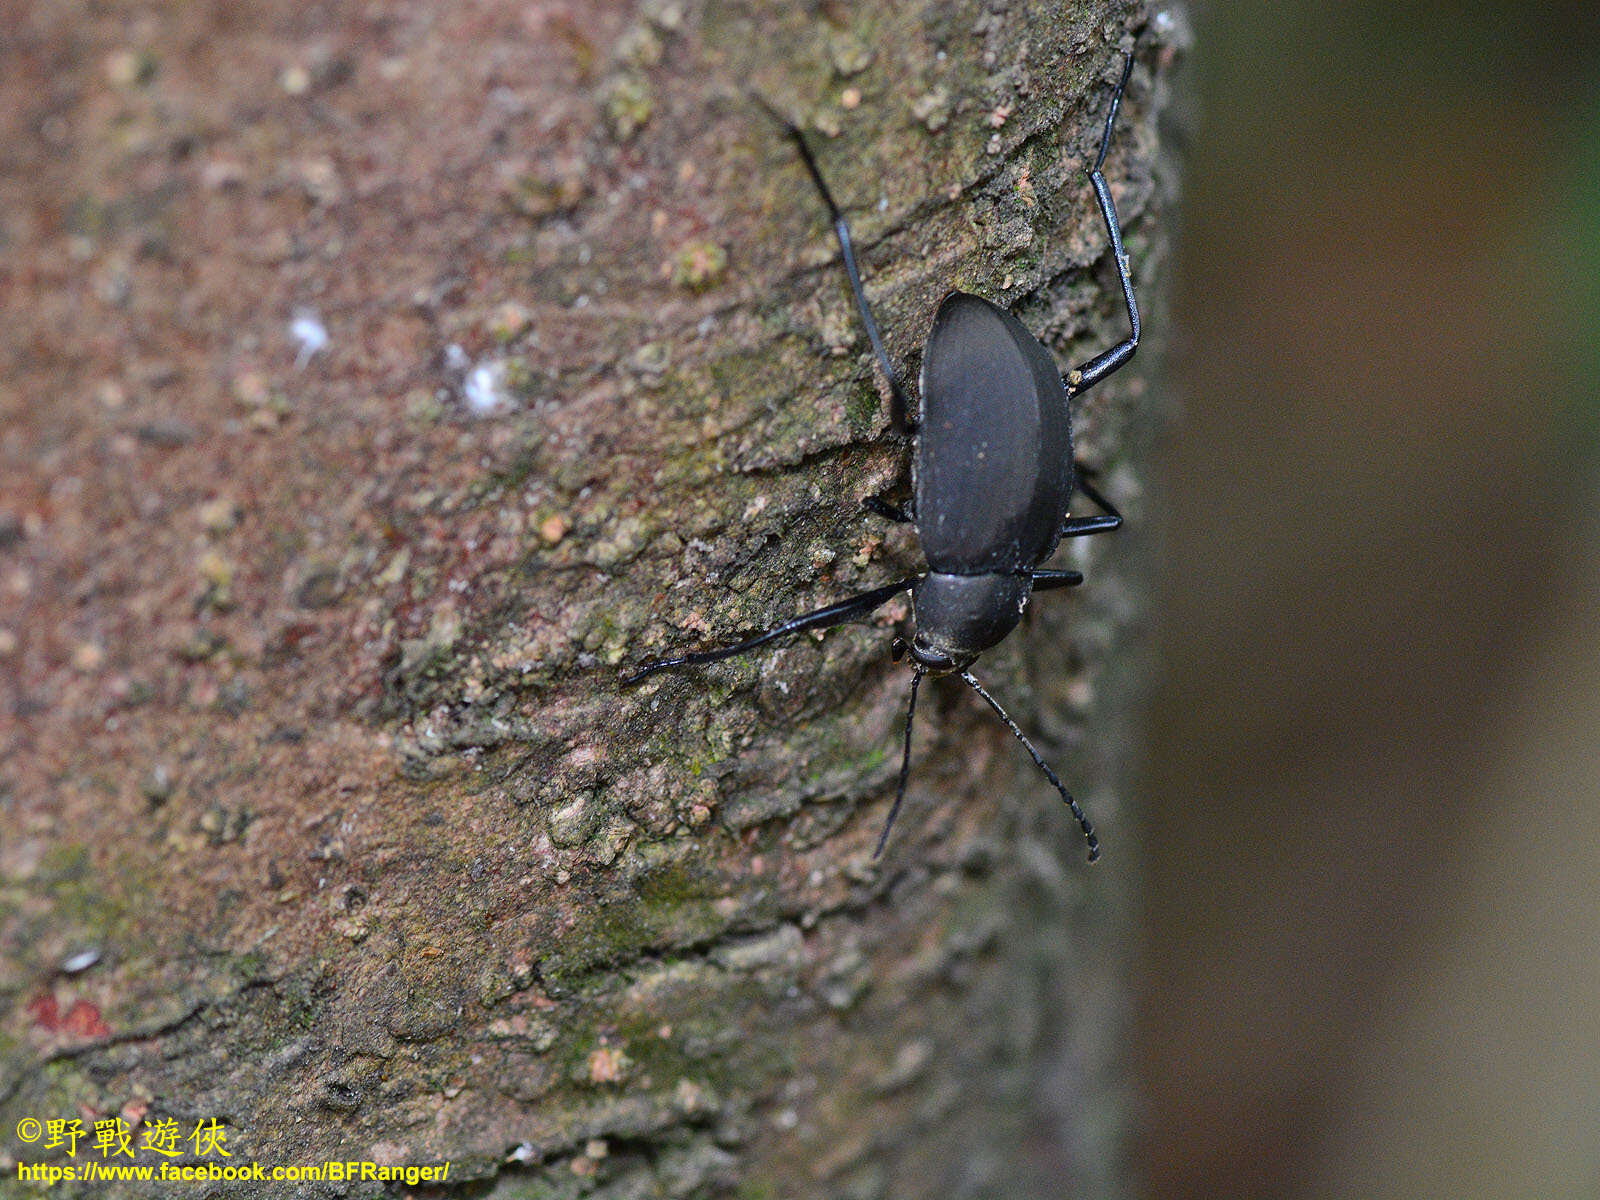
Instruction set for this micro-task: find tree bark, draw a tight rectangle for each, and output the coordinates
[1,1,1174,1196]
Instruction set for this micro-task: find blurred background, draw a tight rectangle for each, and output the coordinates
[1140,2,1600,1198]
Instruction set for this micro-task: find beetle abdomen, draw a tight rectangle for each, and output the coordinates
[914,293,1074,573]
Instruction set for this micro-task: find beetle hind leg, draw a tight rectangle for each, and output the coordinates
[1063,53,1140,402]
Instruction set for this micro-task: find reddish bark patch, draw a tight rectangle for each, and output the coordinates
[26,993,112,1039]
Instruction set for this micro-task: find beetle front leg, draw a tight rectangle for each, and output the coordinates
[1064,53,1140,402]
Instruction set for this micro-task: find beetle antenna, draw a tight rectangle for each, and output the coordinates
[958,670,1100,862]
[873,666,925,858]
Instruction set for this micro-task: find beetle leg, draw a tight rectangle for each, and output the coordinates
[1060,514,1121,537]
[1060,466,1124,538]
[623,575,918,683]
[863,495,915,525]
[1063,53,1140,402]
[756,99,916,436]
[1030,569,1085,592]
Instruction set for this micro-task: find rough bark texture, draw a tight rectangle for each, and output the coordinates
[1,2,1174,1197]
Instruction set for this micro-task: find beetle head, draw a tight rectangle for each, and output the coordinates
[908,571,1030,674]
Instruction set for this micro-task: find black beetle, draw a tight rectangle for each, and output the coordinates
[627,53,1141,862]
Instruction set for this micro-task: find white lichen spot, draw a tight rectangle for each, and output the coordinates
[61,948,100,974]
[463,359,511,415]
[297,157,342,204]
[289,308,328,368]
[548,794,594,848]
[1152,6,1195,50]
[442,345,513,416]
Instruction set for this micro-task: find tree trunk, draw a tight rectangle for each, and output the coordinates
[1,2,1174,1196]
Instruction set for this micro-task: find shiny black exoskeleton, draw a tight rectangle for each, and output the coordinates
[626,53,1142,862]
